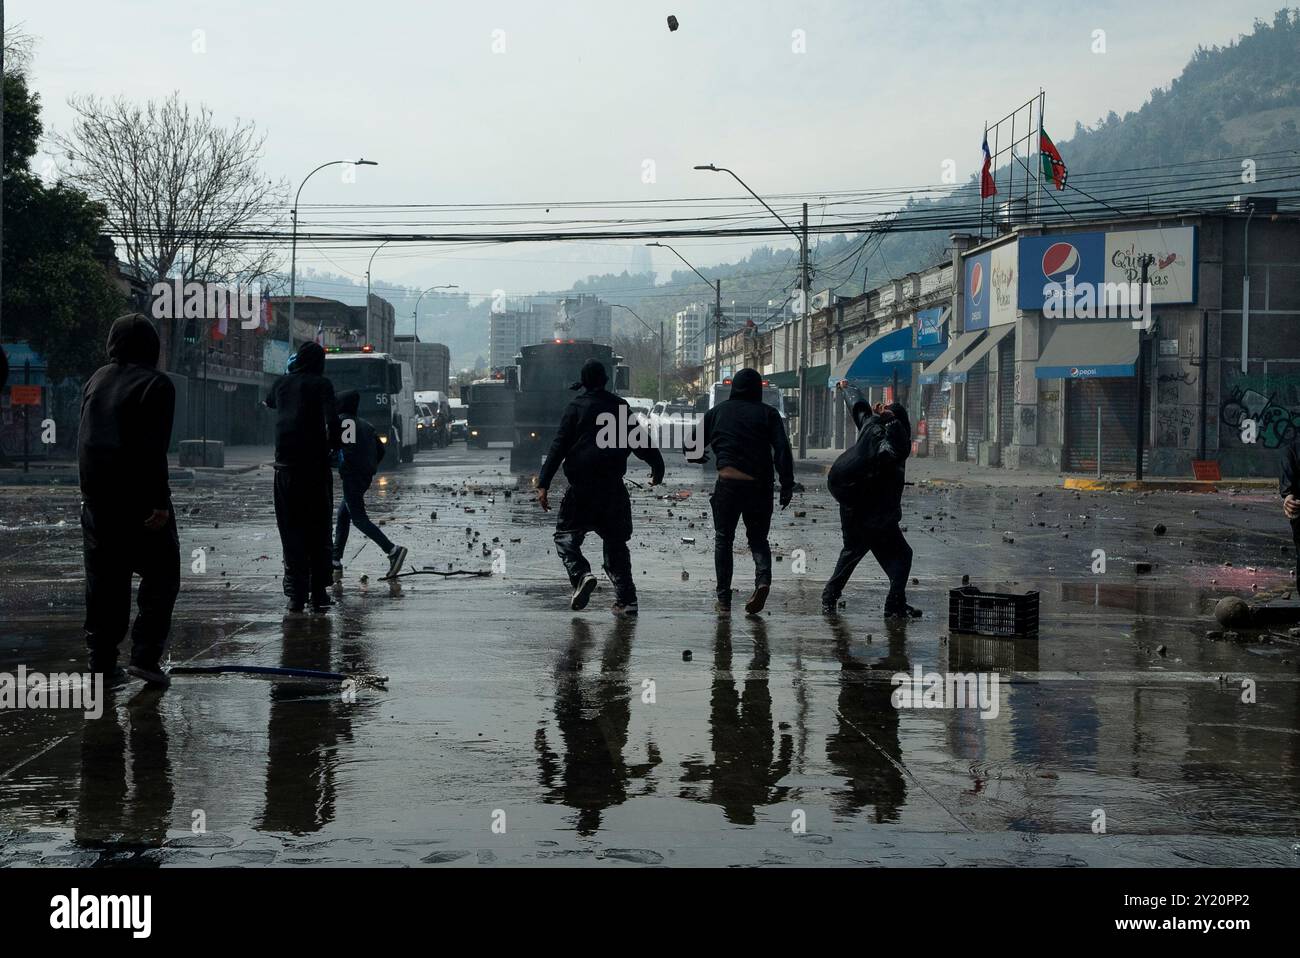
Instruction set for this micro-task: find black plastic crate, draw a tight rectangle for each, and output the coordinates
[948,586,1039,639]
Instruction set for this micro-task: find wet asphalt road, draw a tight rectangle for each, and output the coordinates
[2,444,1299,867]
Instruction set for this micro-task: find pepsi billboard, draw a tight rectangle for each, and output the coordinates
[963,251,991,330]
[916,307,946,347]
[1018,226,1197,311]
[1018,232,1106,312]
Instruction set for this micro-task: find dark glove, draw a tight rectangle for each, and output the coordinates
[779,486,793,509]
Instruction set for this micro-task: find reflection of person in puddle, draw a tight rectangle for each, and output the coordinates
[824,618,908,823]
[258,616,353,834]
[76,687,174,857]
[536,617,659,836]
[680,616,793,825]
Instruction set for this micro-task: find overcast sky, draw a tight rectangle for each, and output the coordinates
[12,0,1285,300]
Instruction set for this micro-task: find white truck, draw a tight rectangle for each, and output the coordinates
[324,347,418,466]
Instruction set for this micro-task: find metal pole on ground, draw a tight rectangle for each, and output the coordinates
[1096,405,1102,480]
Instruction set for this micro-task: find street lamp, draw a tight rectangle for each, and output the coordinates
[365,239,392,348]
[289,158,377,348]
[411,284,458,388]
[646,241,723,389]
[609,303,664,402]
[695,163,810,458]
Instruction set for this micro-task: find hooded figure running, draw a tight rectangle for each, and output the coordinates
[687,367,794,615]
[536,358,665,616]
[264,341,341,613]
[78,314,179,687]
[332,390,407,582]
[821,384,920,619]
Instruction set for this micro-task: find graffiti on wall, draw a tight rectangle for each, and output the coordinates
[1220,384,1300,448]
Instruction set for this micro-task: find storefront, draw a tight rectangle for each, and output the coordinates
[1035,320,1142,473]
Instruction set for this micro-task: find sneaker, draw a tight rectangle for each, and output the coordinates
[127,661,171,688]
[286,599,306,614]
[332,563,343,587]
[310,594,333,613]
[570,573,598,611]
[714,599,732,615]
[885,604,922,619]
[744,584,771,616]
[385,545,409,580]
[821,600,840,616]
[611,602,639,618]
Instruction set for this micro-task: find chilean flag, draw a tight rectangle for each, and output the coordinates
[980,136,997,199]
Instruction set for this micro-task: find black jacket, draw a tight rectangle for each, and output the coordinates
[687,369,794,493]
[265,343,341,469]
[538,387,665,489]
[828,387,911,526]
[336,391,385,478]
[1281,441,1300,502]
[78,315,176,518]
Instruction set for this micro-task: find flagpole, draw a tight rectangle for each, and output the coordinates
[980,122,987,241]
[1037,90,1045,223]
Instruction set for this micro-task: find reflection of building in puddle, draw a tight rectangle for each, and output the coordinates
[1057,580,1204,618]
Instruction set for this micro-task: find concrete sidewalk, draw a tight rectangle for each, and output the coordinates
[792,445,1276,492]
[0,444,274,487]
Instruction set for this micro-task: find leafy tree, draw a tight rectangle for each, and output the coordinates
[2,72,124,380]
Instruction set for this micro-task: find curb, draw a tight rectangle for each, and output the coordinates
[1062,476,1277,493]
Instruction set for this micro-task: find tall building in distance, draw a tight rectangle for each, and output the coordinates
[673,302,774,367]
[393,336,451,393]
[555,294,611,343]
[489,296,614,370]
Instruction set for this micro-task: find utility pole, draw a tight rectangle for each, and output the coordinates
[798,203,810,459]
[1134,253,1154,481]
[713,279,722,385]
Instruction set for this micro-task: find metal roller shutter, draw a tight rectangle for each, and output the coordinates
[998,338,1015,447]
[963,359,988,460]
[1065,378,1148,473]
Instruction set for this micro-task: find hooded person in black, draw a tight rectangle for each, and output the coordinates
[687,367,794,615]
[77,314,179,686]
[821,383,919,618]
[537,358,664,615]
[264,341,341,612]
[332,389,407,581]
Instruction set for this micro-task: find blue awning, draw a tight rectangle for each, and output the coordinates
[1034,320,1139,380]
[827,327,913,388]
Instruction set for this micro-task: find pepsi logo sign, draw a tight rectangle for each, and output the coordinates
[1042,242,1081,284]
[968,261,984,305]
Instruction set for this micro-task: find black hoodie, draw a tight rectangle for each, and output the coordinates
[265,342,341,468]
[336,390,385,478]
[538,358,665,489]
[78,315,176,517]
[687,367,794,493]
[827,385,911,526]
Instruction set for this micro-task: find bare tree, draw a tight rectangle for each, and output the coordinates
[52,93,287,370]
[3,21,34,75]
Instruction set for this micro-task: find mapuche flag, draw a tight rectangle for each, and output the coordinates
[980,136,996,198]
[1040,129,1068,190]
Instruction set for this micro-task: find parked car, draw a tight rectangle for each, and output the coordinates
[649,399,696,451]
[450,418,469,442]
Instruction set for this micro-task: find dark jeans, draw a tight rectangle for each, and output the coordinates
[1292,517,1300,589]
[821,503,913,611]
[333,472,394,561]
[553,481,637,605]
[273,465,334,602]
[709,478,773,601]
[81,503,180,671]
